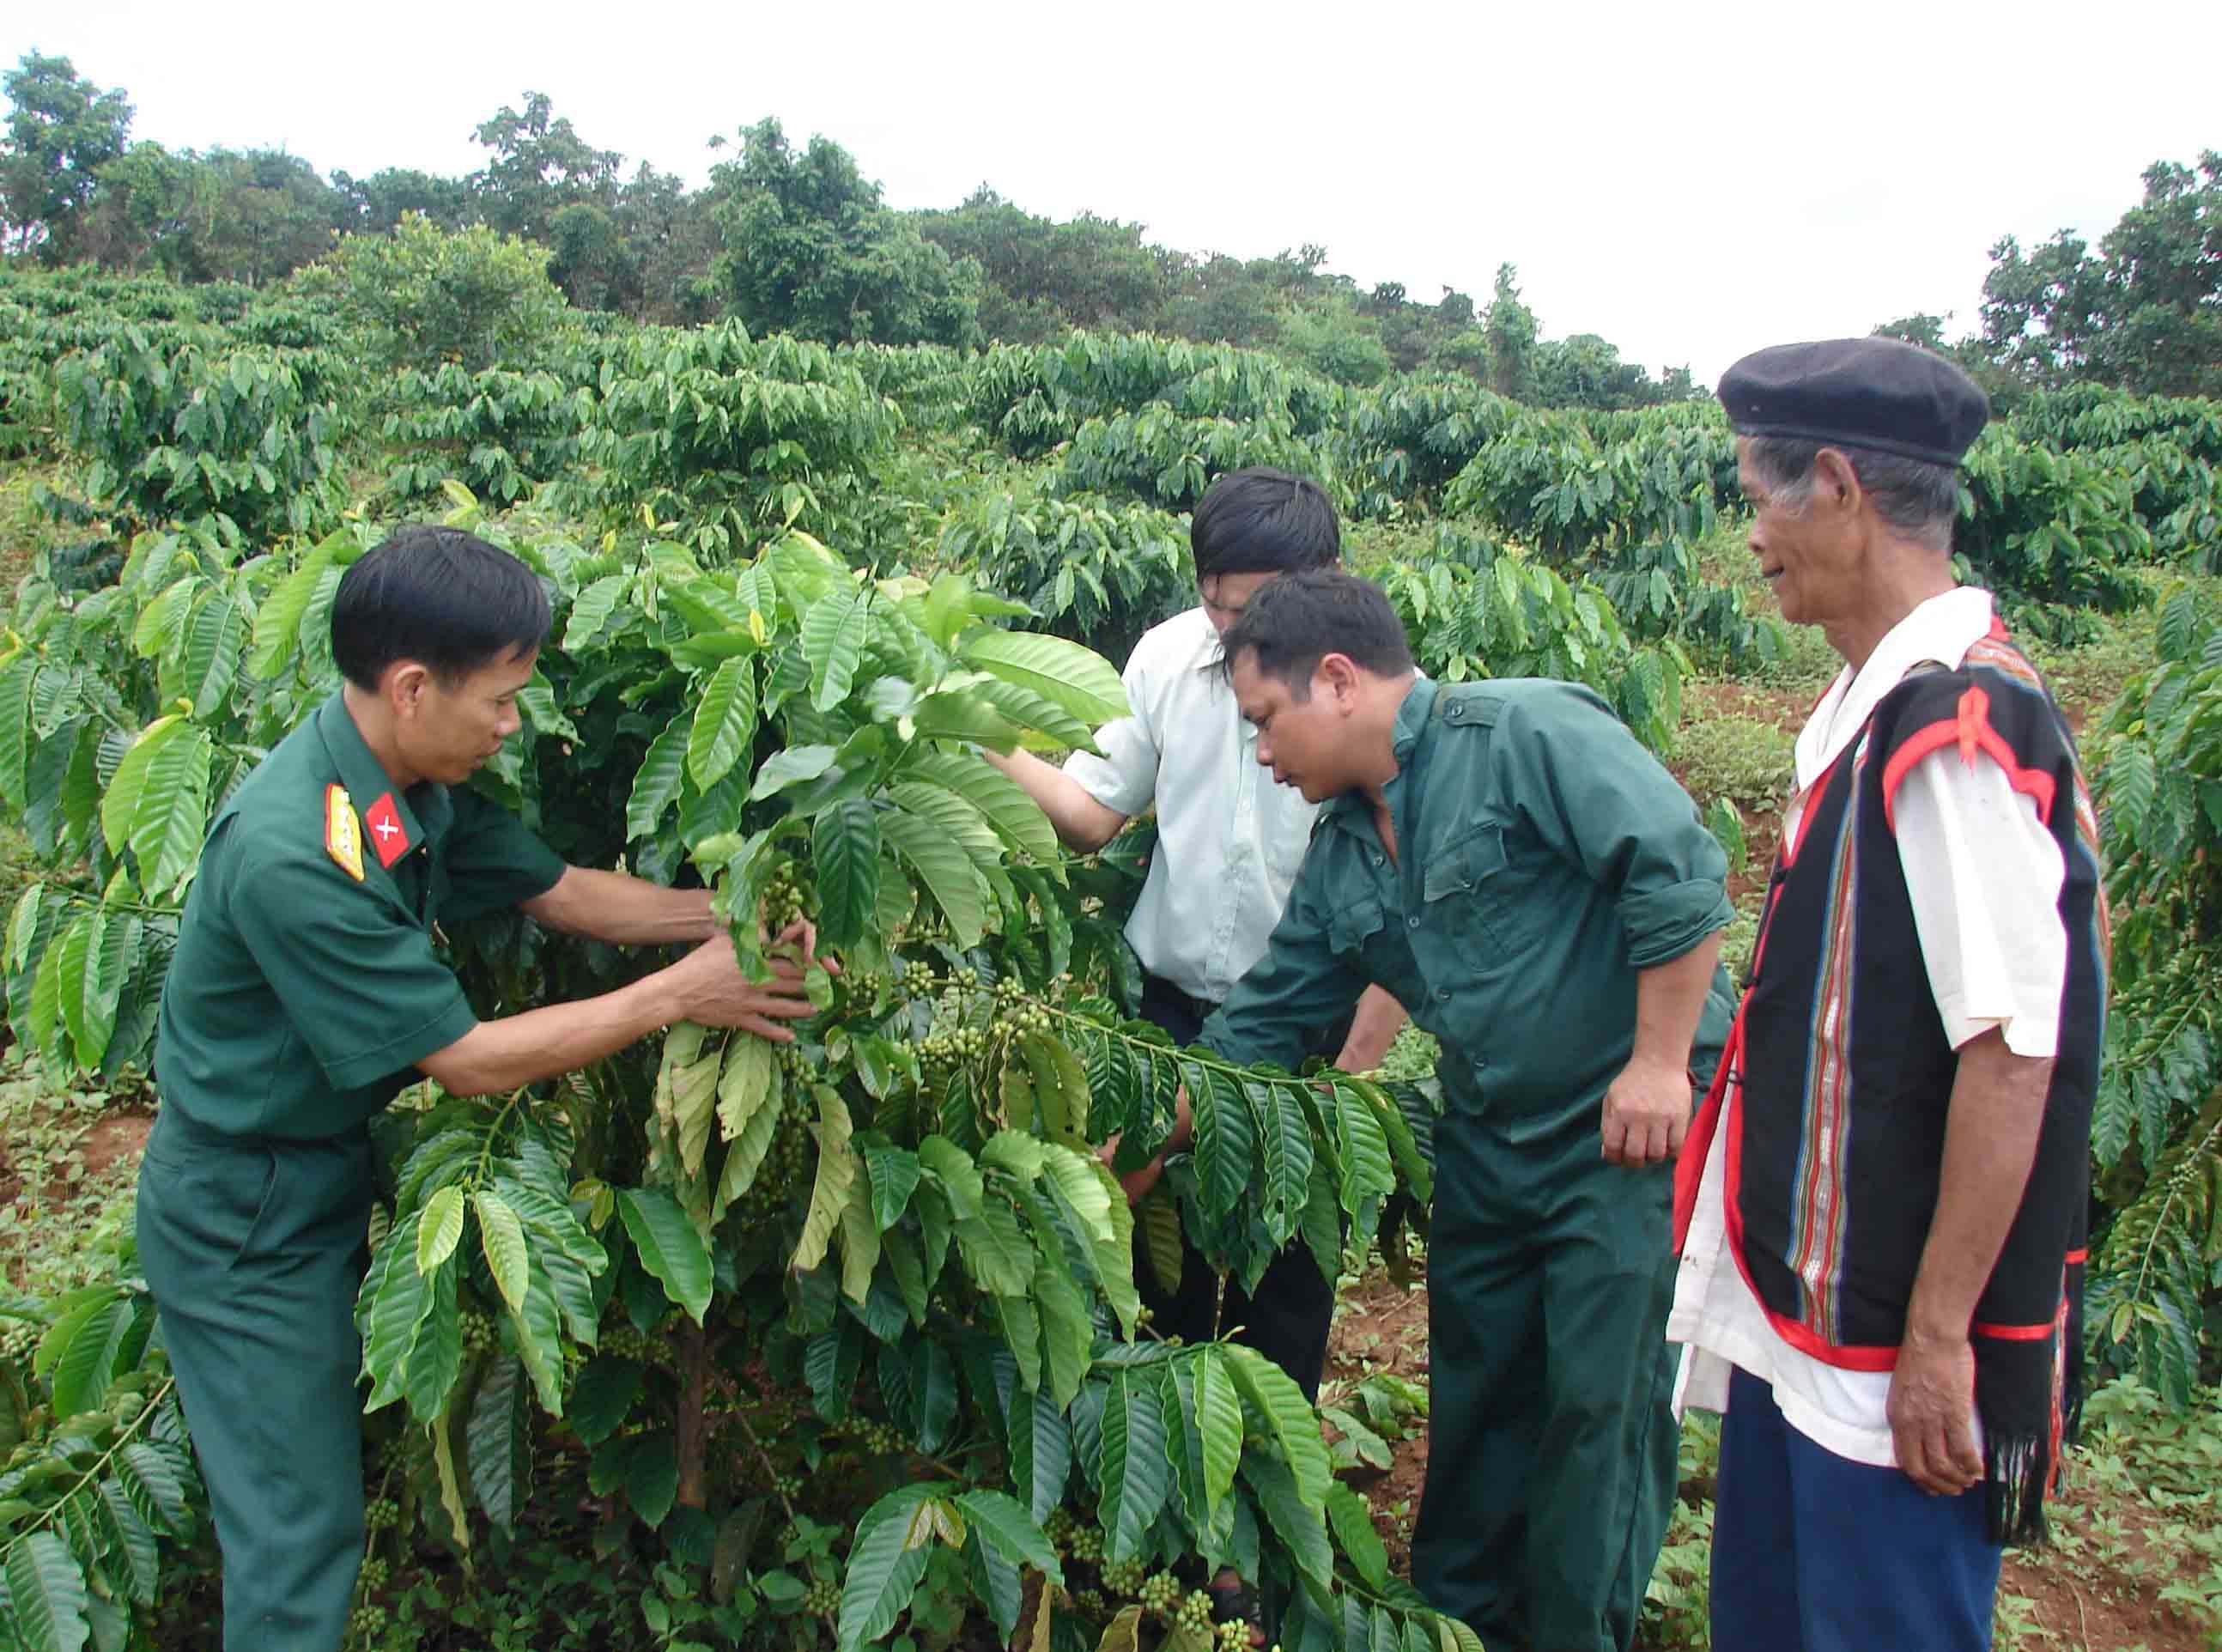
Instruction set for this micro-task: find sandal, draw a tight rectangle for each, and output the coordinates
[1205,1577,1266,1649]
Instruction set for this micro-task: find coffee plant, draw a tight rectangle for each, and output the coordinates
[2087,581,2222,1406]
[0,483,1448,1652]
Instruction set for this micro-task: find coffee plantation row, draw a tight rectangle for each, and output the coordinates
[0,248,2218,1652]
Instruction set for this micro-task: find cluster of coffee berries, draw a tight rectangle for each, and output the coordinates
[599,1321,662,1364]
[459,1308,498,1356]
[763,863,813,934]
[1217,1619,1254,1651]
[1072,1588,1108,1618]
[771,1470,802,1498]
[1175,1590,1217,1635]
[802,1577,842,1617]
[357,1557,390,1593]
[835,1416,906,1455]
[900,960,937,997]
[992,977,1054,1032]
[1099,1557,1147,1597]
[362,1497,401,1534]
[346,1602,388,1645]
[1065,1524,1105,1564]
[919,1027,990,1080]
[1138,1571,1182,1617]
[734,1100,815,1224]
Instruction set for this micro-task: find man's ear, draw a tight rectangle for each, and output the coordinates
[1812,447,1864,517]
[385,660,432,717]
[1318,653,1362,708]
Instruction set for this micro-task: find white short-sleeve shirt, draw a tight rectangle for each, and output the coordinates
[1667,587,2070,1467]
[1061,607,1321,1005]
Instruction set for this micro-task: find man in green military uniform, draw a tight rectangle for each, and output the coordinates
[1157,570,1733,1652]
[139,526,820,1651]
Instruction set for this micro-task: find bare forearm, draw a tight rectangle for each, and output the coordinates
[1905,1029,2053,1342]
[523,867,716,945]
[1629,932,1722,1072]
[1335,986,1408,1072]
[420,973,683,1096]
[982,747,1126,853]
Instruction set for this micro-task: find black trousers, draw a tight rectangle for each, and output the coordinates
[1135,972,1349,1401]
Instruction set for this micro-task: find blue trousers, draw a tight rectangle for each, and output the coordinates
[1711,1365,2002,1652]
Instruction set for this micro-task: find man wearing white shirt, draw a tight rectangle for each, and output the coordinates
[1668,340,2107,1652]
[987,471,1404,1567]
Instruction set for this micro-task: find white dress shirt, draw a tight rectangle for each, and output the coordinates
[1669,587,2069,1467]
[1061,606,1320,1005]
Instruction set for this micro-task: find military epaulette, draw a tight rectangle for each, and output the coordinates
[1434,685,1502,727]
[324,784,365,881]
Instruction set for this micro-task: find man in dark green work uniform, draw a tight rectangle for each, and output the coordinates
[1187,570,1732,1652]
[138,526,820,1651]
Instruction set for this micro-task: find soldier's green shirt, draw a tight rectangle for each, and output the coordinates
[1202,677,1733,1136]
[154,694,567,1140]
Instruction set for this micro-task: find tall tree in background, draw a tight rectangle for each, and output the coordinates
[1981,150,2222,399]
[707,118,980,347]
[613,161,718,324]
[0,52,133,261]
[332,167,476,234]
[471,92,622,246]
[1482,263,1539,401]
[916,186,1166,342]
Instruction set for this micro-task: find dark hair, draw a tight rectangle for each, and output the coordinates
[1218,569,1414,696]
[1744,435,1961,552]
[331,525,551,691]
[1191,466,1341,580]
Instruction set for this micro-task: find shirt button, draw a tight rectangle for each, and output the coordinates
[1436,987,1451,1002]
[1406,914,1421,929]
[1371,853,1384,866]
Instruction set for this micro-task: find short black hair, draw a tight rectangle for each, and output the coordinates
[1218,569,1414,698]
[331,525,551,692]
[1191,467,1341,580]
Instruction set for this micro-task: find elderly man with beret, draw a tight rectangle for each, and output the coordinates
[1667,339,2108,1651]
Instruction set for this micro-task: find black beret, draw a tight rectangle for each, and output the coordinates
[1718,338,1990,468]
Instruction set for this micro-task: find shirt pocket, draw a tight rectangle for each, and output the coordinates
[1327,895,1387,964]
[1420,822,1538,964]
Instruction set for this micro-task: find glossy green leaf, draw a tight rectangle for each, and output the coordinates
[687,655,758,789]
[811,798,881,949]
[4,1530,88,1652]
[794,1085,859,1273]
[1225,1344,1330,1507]
[475,1189,531,1314]
[615,1187,713,1326]
[626,714,689,840]
[802,586,870,713]
[1096,1371,1170,1564]
[960,629,1129,726]
[467,1353,532,1537]
[1193,1349,1243,1519]
[837,1485,935,1652]
[1327,1481,1391,1590]
[183,590,246,719]
[879,804,987,948]
[953,1490,1064,1586]
[416,1184,466,1276]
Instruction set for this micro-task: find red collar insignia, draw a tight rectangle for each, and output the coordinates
[365,792,411,869]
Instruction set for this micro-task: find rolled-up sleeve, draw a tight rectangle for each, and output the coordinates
[1200,859,1364,1069]
[1062,647,1160,817]
[1501,687,1733,969]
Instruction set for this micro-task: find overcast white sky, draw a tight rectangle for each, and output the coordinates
[9,0,2217,383]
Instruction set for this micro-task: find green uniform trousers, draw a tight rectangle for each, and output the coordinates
[1412,1108,1680,1652]
[137,1108,373,1652]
